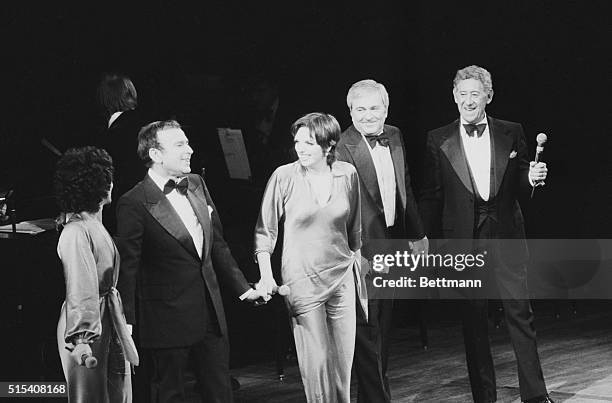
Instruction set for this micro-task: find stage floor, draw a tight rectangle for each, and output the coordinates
[233,301,612,402]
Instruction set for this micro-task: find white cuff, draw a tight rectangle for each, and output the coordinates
[239,288,255,301]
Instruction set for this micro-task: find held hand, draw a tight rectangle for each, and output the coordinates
[410,236,429,255]
[255,276,278,298]
[529,161,548,186]
[243,287,271,306]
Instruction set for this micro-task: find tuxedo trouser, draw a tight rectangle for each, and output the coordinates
[292,272,356,403]
[354,223,403,403]
[147,327,231,403]
[354,297,393,403]
[462,215,547,402]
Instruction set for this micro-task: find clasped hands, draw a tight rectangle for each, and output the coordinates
[244,277,279,306]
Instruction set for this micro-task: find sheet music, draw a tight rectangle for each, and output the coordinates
[0,218,56,234]
[217,128,252,180]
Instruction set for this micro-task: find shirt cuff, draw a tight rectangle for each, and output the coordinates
[239,288,255,301]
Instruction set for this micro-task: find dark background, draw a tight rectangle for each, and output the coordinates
[3,1,611,234]
[1,0,610,382]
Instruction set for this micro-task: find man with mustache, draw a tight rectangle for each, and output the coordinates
[419,65,552,403]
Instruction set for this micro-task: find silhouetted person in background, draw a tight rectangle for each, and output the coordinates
[96,73,147,234]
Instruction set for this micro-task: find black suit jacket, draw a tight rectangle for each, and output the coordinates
[337,124,425,260]
[116,173,251,348]
[419,116,531,263]
[96,110,147,234]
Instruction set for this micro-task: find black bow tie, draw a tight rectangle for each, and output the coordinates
[463,123,486,138]
[364,133,390,148]
[163,178,188,195]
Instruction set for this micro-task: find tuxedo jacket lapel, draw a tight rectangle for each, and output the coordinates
[440,123,474,194]
[388,130,406,210]
[344,127,384,212]
[489,117,513,197]
[186,178,212,263]
[142,176,200,261]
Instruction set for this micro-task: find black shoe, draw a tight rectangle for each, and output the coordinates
[523,395,554,403]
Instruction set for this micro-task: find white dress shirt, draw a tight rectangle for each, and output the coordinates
[148,169,204,258]
[460,116,491,201]
[361,131,396,227]
[108,111,123,128]
[148,169,256,301]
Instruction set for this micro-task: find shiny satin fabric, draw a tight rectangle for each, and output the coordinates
[255,161,362,402]
[58,303,132,403]
[105,287,139,365]
[57,214,137,402]
[254,161,363,316]
[292,272,356,403]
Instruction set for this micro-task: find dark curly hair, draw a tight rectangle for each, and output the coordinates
[54,146,114,214]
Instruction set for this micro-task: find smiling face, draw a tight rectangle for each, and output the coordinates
[453,78,493,123]
[150,128,193,177]
[294,126,328,170]
[350,90,388,135]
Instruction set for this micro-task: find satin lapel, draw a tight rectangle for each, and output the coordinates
[489,117,513,197]
[344,127,384,211]
[388,130,406,209]
[143,177,200,260]
[186,177,212,263]
[440,124,474,194]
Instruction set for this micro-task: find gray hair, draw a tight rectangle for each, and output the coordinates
[453,65,493,94]
[346,79,389,110]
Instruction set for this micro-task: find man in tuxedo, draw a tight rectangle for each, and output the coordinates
[116,120,266,402]
[419,65,552,403]
[336,79,428,403]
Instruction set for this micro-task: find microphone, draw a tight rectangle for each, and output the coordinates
[534,133,547,164]
[531,133,548,198]
[81,353,98,369]
[248,282,290,306]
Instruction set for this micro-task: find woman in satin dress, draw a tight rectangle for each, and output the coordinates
[54,147,138,403]
[254,113,362,403]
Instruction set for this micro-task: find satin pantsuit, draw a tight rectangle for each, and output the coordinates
[254,161,362,402]
[56,214,138,403]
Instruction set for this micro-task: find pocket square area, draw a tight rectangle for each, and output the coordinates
[509,150,517,159]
